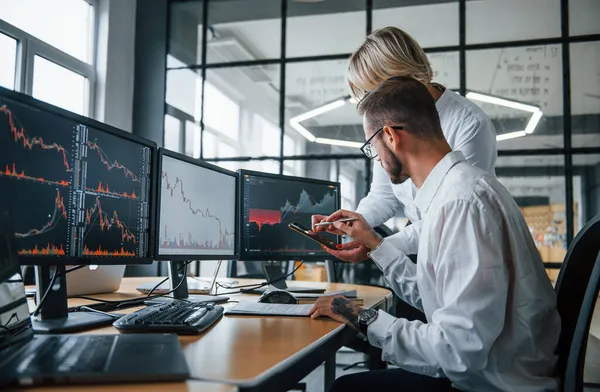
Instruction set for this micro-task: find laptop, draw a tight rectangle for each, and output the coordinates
[23,264,125,299]
[66,264,126,296]
[243,261,326,294]
[0,194,190,388]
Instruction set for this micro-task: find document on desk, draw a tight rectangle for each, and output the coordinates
[225,302,313,317]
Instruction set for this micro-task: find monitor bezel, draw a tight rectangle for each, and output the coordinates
[237,169,341,261]
[154,148,239,261]
[0,86,156,265]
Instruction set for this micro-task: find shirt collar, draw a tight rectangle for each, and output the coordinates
[414,151,466,216]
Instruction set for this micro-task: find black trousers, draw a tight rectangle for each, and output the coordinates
[329,368,461,392]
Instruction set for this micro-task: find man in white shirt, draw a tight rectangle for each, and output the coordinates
[309,76,560,392]
[313,26,497,264]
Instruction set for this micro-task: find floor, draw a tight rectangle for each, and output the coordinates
[298,300,600,392]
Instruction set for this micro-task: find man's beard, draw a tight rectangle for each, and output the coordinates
[384,145,408,185]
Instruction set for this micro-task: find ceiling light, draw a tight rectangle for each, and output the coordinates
[496,131,527,141]
[466,91,543,142]
[315,138,363,148]
[466,92,540,113]
[289,120,316,142]
[290,99,346,123]
[289,97,352,145]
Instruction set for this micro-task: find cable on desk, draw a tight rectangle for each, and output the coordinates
[29,265,87,317]
[71,261,193,311]
[213,261,305,295]
[31,267,59,317]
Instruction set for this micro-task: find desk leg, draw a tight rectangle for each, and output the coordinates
[324,353,336,391]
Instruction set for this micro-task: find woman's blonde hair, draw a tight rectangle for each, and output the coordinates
[348,27,433,101]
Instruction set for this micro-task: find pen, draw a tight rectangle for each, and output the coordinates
[314,218,357,227]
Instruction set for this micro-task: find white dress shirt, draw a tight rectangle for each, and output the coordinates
[366,151,560,392]
[356,88,498,255]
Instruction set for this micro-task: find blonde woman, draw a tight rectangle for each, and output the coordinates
[314,27,497,265]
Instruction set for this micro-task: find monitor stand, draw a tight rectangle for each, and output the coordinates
[31,265,115,334]
[148,260,223,304]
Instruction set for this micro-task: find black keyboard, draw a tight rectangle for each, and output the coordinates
[113,301,224,335]
[19,335,114,374]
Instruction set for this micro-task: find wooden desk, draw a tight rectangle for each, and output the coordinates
[28,278,392,392]
[17,381,237,392]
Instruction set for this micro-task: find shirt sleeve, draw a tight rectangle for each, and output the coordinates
[382,219,422,256]
[355,163,401,227]
[453,116,497,175]
[366,200,509,380]
[368,239,422,311]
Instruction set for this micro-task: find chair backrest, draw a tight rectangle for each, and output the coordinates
[564,251,600,392]
[554,214,600,386]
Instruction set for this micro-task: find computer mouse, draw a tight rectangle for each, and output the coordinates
[258,290,298,304]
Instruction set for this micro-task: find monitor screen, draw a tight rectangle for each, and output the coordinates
[156,150,237,260]
[239,171,340,260]
[0,88,155,263]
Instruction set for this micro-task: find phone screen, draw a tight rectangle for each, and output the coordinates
[288,222,338,250]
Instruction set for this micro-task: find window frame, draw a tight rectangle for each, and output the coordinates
[0,1,97,116]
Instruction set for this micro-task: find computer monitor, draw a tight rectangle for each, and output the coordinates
[0,86,157,332]
[152,149,238,300]
[156,149,238,261]
[238,170,341,261]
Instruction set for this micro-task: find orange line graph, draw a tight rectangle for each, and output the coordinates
[15,190,68,239]
[83,245,135,257]
[86,181,137,199]
[87,140,139,182]
[85,196,137,244]
[1,105,71,171]
[2,163,71,187]
[18,243,66,256]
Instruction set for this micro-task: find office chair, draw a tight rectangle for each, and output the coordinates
[553,214,600,391]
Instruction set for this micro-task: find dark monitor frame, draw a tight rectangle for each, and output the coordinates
[237,169,341,261]
[154,148,239,261]
[0,86,157,265]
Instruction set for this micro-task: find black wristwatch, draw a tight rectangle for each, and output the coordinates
[358,308,378,335]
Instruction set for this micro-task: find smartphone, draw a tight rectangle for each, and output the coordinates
[288,222,338,250]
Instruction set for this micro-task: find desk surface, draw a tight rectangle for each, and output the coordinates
[27,277,392,390]
[19,381,237,392]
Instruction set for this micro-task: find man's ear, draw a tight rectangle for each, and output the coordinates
[382,125,402,151]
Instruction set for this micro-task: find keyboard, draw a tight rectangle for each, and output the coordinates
[17,335,114,374]
[113,301,224,335]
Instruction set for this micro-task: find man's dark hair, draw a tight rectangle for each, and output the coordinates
[357,76,445,141]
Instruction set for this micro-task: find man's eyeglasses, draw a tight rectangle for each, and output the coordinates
[360,126,404,159]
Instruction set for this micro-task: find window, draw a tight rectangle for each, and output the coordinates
[0,0,96,116]
[339,173,355,210]
[185,121,201,158]
[203,131,217,159]
[0,0,93,62]
[33,56,88,116]
[0,33,17,89]
[204,82,240,140]
[217,142,238,171]
[287,0,365,58]
[258,114,281,156]
[164,115,181,153]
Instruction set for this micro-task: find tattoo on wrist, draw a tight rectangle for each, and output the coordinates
[331,297,360,330]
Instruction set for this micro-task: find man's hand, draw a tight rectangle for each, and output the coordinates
[321,241,369,264]
[308,295,364,330]
[311,214,344,235]
[327,210,382,250]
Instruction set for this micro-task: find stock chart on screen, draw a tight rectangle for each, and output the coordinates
[158,154,236,258]
[241,172,339,259]
[0,94,152,259]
